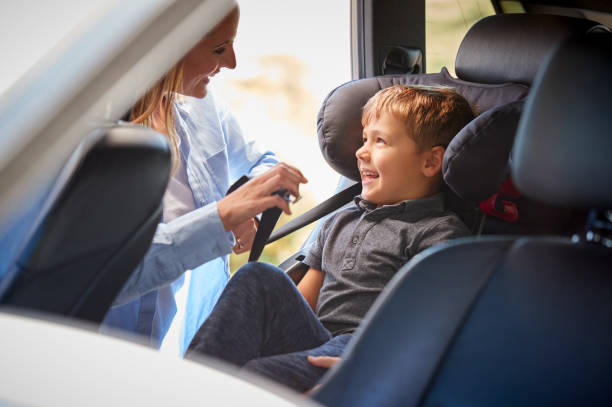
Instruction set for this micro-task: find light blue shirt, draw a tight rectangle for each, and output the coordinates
[102,92,277,355]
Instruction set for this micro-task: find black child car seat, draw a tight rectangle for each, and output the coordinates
[271,14,605,285]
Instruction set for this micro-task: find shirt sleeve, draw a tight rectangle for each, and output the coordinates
[217,98,278,181]
[413,214,471,257]
[114,201,235,304]
[302,214,337,271]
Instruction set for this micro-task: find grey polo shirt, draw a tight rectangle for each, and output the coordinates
[303,192,470,335]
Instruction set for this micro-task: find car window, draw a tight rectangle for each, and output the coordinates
[211,0,351,271]
[426,0,495,75]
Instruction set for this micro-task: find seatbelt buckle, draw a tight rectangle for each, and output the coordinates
[274,188,300,203]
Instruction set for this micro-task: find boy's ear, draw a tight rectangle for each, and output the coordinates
[421,146,444,178]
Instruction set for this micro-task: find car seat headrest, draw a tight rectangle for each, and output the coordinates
[456,14,607,85]
[444,101,523,202]
[317,70,528,181]
[513,35,612,209]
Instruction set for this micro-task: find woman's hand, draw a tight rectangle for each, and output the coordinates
[231,218,257,254]
[217,163,308,231]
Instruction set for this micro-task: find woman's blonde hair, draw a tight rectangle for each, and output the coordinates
[129,6,238,169]
[129,63,184,169]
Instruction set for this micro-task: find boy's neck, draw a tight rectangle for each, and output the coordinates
[375,180,442,208]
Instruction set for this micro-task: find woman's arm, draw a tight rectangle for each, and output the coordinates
[115,201,233,304]
[116,163,307,305]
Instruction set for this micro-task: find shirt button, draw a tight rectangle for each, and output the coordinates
[351,236,359,245]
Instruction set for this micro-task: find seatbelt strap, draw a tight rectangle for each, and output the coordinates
[225,176,283,262]
[267,182,362,244]
[249,207,282,262]
[225,177,361,262]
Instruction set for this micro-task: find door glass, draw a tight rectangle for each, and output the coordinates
[426,0,495,75]
[212,0,351,271]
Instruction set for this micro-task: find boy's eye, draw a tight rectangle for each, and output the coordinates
[376,137,386,144]
[214,47,226,55]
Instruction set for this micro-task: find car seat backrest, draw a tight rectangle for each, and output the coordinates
[317,69,528,184]
[514,34,612,209]
[0,124,170,323]
[457,14,609,235]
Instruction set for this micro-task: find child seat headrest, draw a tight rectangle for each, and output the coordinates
[456,13,607,85]
[317,70,528,183]
[317,71,527,202]
[513,35,612,208]
[443,100,523,202]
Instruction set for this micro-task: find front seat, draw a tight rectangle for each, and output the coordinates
[312,34,612,406]
[0,123,170,324]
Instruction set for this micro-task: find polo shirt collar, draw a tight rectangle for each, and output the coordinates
[354,192,446,217]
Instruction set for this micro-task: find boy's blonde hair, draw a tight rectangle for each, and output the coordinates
[362,85,474,151]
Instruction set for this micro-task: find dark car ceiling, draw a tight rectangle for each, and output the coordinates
[510,0,612,27]
[521,0,612,13]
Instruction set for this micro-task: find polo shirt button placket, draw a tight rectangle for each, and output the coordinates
[342,258,355,269]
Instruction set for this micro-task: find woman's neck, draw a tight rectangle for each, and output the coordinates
[151,101,168,135]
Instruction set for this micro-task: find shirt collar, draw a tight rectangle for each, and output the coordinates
[354,192,446,218]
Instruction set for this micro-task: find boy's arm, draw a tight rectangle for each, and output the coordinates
[297,268,324,312]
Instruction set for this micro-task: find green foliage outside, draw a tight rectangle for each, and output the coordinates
[426,0,495,74]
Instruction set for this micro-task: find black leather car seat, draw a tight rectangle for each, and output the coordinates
[312,33,612,407]
[0,123,170,324]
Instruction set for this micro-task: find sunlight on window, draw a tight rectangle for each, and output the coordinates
[211,0,351,271]
[426,0,494,75]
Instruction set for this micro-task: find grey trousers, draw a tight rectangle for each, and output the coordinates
[185,262,352,392]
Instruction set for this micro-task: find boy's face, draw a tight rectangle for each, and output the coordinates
[356,112,433,206]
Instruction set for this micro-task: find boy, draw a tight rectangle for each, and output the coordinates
[185,85,474,392]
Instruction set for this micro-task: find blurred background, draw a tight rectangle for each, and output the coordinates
[212,0,352,271]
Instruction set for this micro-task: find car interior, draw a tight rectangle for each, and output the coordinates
[277,11,606,285]
[312,30,612,407]
[1,0,611,405]
[0,124,171,323]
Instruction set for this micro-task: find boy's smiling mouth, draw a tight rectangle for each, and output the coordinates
[360,168,379,185]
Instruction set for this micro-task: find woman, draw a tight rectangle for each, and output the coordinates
[103,6,307,355]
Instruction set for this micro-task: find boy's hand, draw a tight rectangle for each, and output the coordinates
[304,356,342,395]
[307,355,342,369]
[232,218,257,254]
